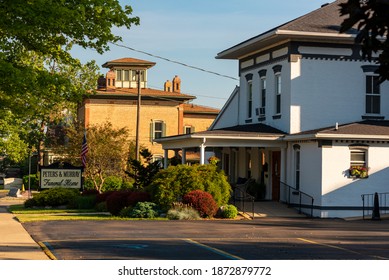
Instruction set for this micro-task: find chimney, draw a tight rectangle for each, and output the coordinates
[164,80,172,92]
[106,69,116,89]
[97,75,106,89]
[172,75,181,93]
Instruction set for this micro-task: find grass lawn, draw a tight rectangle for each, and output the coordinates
[9,204,167,222]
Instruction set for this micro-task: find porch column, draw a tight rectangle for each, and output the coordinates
[181,148,186,165]
[200,138,206,165]
[163,149,169,169]
[280,147,287,183]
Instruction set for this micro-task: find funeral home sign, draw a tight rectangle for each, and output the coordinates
[40,162,83,189]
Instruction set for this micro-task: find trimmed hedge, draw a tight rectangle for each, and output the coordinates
[24,188,79,208]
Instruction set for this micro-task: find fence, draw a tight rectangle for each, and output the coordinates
[361,192,389,220]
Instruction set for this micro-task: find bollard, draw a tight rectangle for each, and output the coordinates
[372,192,381,221]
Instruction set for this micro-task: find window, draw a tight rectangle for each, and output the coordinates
[245,74,253,120]
[261,78,266,108]
[275,74,281,114]
[247,81,253,119]
[150,121,166,141]
[272,65,282,116]
[132,70,145,82]
[350,149,366,167]
[365,75,380,114]
[124,70,130,81]
[184,126,194,134]
[116,70,122,81]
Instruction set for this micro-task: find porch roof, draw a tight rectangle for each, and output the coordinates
[156,123,286,149]
[285,120,389,141]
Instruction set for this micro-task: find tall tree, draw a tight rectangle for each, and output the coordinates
[340,0,389,81]
[0,0,139,163]
[59,122,130,193]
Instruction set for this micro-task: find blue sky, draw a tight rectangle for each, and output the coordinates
[73,0,326,108]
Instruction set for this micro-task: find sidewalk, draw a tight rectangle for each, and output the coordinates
[0,196,50,260]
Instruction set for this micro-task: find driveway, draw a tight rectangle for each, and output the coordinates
[22,217,389,260]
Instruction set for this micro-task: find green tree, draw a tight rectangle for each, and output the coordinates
[340,0,389,81]
[125,149,161,190]
[57,122,130,193]
[0,0,139,163]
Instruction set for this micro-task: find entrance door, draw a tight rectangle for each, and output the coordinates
[271,151,281,201]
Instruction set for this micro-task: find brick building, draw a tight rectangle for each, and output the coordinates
[77,58,219,161]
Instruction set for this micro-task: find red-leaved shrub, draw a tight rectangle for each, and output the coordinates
[104,191,151,216]
[182,190,218,218]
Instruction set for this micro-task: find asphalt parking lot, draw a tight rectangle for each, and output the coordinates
[22,217,389,260]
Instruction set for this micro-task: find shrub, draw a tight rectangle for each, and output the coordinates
[82,189,99,196]
[95,201,108,212]
[105,191,129,216]
[148,164,231,210]
[105,191,151,216]
[221,204,238,219]
[167,203,200,220]
[119,206,133,218]
[182,190,218,218]
[95,190,115,204]
[126,191,150,207]
[24,188,79,208]
[101,176,123,192]
[129,202,159,218]
[72,195,97,209]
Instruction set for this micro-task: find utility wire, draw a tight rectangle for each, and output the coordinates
[110,42,239,81]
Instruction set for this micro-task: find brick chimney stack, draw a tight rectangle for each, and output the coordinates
[106,69,116,89]
[164,80,172,92]
[172,75,181,93]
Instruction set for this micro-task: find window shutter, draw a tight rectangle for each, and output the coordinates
[150,122,154,142]
[191,126,195,133]
[162,122,166,137]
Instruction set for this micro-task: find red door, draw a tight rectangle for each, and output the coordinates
[272,151,281,201]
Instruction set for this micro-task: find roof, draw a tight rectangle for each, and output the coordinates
[286,120,389,140]
[102,58,156,69]
[92,87,196,101]
[182,123,285,139]
[217,0,355,59]
[183,103,220,115]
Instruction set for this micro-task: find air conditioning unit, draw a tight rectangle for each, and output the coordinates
[255,108,260,116]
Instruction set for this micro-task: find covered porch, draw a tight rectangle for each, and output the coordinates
[156,124,287,201]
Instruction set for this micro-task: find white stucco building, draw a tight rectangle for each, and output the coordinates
[157,0,389,218]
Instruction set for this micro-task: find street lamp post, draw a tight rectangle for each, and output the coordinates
[135,70,141,161]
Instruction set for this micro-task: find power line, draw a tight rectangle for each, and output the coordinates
[110,42,239,81]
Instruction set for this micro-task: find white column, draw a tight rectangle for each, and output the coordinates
[164,149,169,169]
[200,138,206,165]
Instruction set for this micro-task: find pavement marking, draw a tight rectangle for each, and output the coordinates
[184,238,244,260]
[38,241,57,260]
[297,238,388,260]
